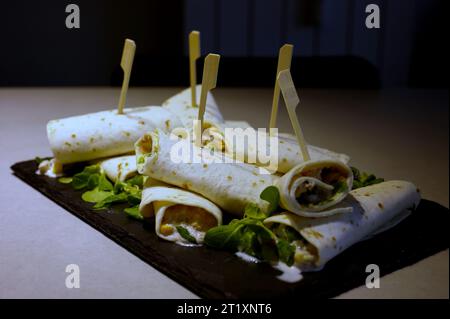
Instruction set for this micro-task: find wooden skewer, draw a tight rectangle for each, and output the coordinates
[269,44,293,131]
[189,31,201,107]
[277,69,311,162]
[117,39,136,114]
[195,53,220,147]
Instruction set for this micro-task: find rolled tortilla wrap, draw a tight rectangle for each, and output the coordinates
[278,134,350,170]
[223,129,350,174]
[140,185,222,245]
[162,88,350,172]
[47,106,182,164]
[162,85,224,129]
[277,160,354,217]
[189,122,350,173]
[223,120,253,130]
[99,155,137,182]
[279,133,349,162]
[264,180,421,270]
[135,129,277,215]
[162,86,227,153]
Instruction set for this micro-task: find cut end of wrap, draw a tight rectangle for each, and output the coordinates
[140,186,223,245]
[279,159,354,217]
[135,130,160,173]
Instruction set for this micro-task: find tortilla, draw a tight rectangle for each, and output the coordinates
[47,106,182,164]
[140,183,222,245]
[135,129,277,215]
[276,160,354,217]
[99,155,137,182]
[162,88,349,173]
[222,130,350,174]
[162,85,224,130]
[264,180,421,270]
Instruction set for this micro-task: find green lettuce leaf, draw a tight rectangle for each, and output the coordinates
[124,205,143,220]
[204,221,244,249]
[98,174,113,191]
[176,226,197,244]
[58,177,73,184]
[71,165,101,190]
[260,186,280,214]
[82,188,113,203]
[243,186,280,220]
[126,175,144,188]
[351,167,384,190]
[238,230,257,255]
[205,186,281,260]
[93,192,128,209]
[243,203,267,220]
[277,239,296,266]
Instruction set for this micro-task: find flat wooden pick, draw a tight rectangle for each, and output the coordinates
[269,44,293,130]
[118,39,136,114]
[277,69,311,162]
[196,53,220,147]
[189,31,201,107]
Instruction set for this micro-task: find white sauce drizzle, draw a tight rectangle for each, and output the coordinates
[272,262,304,283]
[36,159,63,178]
[235,251,260,264]
[235,252,304,283]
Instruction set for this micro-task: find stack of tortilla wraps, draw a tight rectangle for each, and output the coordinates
[40,87,421,268]
[133,89,421,269]
[161,86,350,171]
[135,129,276,215]
[99,155,223,246]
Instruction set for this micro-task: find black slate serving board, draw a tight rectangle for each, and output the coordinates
[11,160,449,298]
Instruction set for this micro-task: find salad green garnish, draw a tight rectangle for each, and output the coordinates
[58,164,144,216]
[82,188,113,203]
[124,205,143,220]
[58,177,73,184]
[333,180,348,193]
[276,239,296,266]
[71,164,102,190]
[271,223,302,243]
[351,167,384,189]
[204,186,282,263]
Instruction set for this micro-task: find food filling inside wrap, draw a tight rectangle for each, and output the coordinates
[276,159,354,218]
[292,165,350,209]
[268,223,317,268]
[156,204,219,244]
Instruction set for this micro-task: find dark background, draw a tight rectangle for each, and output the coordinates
[0,0,447,88]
